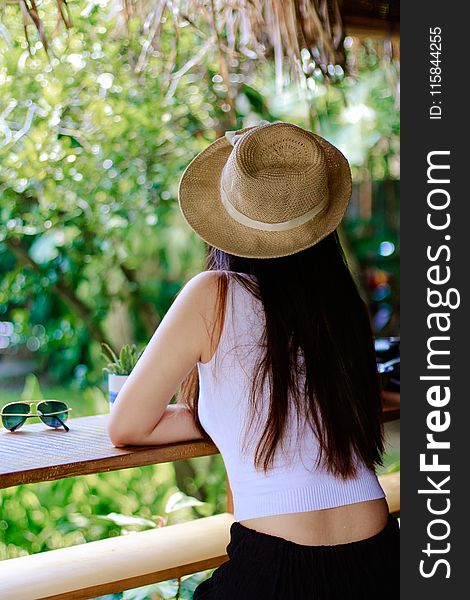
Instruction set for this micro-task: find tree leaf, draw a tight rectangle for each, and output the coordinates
[165,491,206,514]
[96,512,157,528]
[179,570,215,599]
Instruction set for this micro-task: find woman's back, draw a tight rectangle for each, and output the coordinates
[197,272,389,545]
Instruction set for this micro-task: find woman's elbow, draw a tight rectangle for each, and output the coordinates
[108,432,127,448]
[110,437,127,448]
[107,420,131,447]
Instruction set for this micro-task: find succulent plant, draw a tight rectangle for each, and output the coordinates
[101,343,144,375]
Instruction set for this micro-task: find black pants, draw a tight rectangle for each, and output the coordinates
[193,514,400,599]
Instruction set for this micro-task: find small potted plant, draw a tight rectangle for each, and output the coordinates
[102,343,144,409]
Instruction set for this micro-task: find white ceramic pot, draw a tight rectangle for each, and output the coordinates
[108,374,128,409]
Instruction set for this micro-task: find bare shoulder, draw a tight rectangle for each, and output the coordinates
[184,270,228,319]
[184,270,227,294]
[188,269,228,287]
[182,271,231,362]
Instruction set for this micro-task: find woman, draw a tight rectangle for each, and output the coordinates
[107,121,400,599]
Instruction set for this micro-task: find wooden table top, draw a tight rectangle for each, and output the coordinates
[0,399,400,490]
[0,413,218,489]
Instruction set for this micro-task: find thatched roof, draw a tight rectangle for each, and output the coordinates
[342,0,399,39]
[7,0,399,81]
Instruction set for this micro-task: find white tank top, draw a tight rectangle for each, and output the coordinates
[197,272,385,521]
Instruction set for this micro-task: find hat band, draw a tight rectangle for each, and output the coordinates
[220,187,329,232]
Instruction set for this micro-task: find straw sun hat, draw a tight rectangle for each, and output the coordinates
[178,121,352,259]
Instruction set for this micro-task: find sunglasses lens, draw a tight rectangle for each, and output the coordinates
[1,403,29,431]
[38,401,69,428]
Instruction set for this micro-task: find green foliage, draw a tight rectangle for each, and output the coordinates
[101,343,144,376]
[0,6,399,383]
[0,454,227,597]
[0,456,228,550]
[0,3,214,382]
[110,569,217,600]
[124,581,179,600]
[91,569,216,600]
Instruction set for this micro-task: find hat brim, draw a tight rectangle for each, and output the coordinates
[178,127,352,259]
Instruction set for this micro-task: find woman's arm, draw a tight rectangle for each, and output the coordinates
[111,404,204,447]
[107,271,216,447]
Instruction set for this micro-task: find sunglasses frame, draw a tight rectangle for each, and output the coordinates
[1,400,72,432]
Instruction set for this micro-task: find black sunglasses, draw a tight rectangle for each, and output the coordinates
[1,400,72,432]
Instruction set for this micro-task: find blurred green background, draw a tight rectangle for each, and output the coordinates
[0,1,400,598]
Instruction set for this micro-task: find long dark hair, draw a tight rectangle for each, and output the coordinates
[177,230,384,478]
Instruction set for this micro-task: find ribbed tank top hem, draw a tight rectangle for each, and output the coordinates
[233,473,385,522]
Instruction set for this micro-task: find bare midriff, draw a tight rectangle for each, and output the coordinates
[238,498,390,546]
